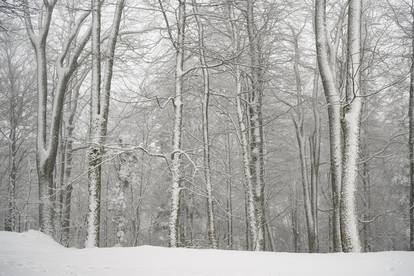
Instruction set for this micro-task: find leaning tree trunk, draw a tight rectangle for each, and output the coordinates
[314,0,342,252]
[340,0,362,252]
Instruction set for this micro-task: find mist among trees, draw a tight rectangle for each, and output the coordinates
[1,0,414,254]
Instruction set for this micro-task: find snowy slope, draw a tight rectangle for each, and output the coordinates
[0,231,413,276]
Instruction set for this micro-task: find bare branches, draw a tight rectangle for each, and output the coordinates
[158,0,177,50]
[59,10,91,67]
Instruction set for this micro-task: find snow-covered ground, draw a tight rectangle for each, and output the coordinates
[0,231,413,276]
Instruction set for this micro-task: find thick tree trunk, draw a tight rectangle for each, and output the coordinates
[23,0,90,237]
[61,73,84,246]
[314,0,342,252]
[340,0,363,252]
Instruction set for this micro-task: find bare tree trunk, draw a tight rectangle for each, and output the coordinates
[314,0,342,252]
[291,179,301,252]
[53,130,66,239]
[5,50,18,232]
[289,28,318,252]
[409,5,414,251]
[192,0,217,248]
[361,133,371,252]
[23,0,91,236]
[86,0,103,248]
[227,2,258,248]
[5,111,17,232]
[165,0,186,248]
[226,133,233,249]
[309,68,321,250]
[340,0,362,252]
[86,0,124,247]
[61,71,86,246]
[246,0,265,251]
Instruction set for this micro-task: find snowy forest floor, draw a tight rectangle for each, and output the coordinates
[0,231,413,276]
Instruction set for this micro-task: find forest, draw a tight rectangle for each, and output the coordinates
[0,0,413,255]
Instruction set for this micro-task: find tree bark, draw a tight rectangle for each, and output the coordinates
[192,0,217,248]
[246,0,265,251]
[227,1,258,249]
[86,0,103,248]
[166,0,186,248]
[314,0,343,252]
[86,0,125,247]
[4,48,18,232]
[409,5,414,251]
[340,0,363,252]
[23,0,91,236]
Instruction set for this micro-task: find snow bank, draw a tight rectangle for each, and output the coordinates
[0,231,413,276]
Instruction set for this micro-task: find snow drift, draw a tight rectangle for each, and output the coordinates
[0,230,413,276]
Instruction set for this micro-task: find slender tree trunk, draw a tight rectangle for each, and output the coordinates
[340,0,363,252]
[168,0,186,248]
[310,68,321,250]
[409,6,414,251]
[314,0,342,251]
[86,0,102,248]
[192,0,217,248]
[361,135,371,252]
[5,56,17,231]
[226,1,258,249]
[86,0,124,247]
[226,133,233,249]
[235,48,258,252]
[291,179,301,252]
[246,0,265,251]
[290,29,318,252]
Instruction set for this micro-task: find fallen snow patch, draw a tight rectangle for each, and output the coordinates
[0,231,413,276]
